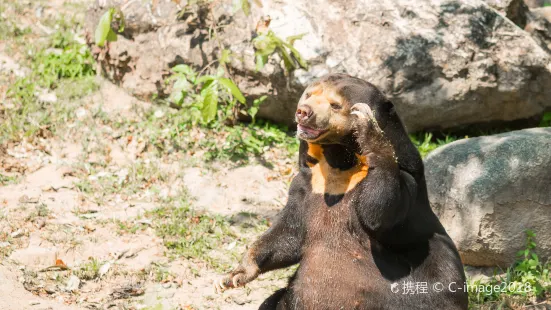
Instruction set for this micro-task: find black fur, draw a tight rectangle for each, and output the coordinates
[224,74,467,309]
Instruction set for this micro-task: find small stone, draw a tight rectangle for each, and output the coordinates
[231,295,249,305]
[98,262,111,277]
[44,284,57,294]
[19,195,39,204]
[154,110,165,118]
[10,229,24,238]
[38,92,57,104]
[75,107,88,120]
[0,242,10,248]
[66,275,81,291]
[35,220,46,229]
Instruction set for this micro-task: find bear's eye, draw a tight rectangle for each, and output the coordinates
[305,92,311,99]
[330,102,342,110]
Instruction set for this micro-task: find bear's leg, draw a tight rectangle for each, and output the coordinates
[258,288,288,310]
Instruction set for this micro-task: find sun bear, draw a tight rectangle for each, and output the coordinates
[214,73,468,309]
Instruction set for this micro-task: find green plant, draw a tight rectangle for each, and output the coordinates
[540,112,551,127]
[512,230,550,297]
[233,0,253,15]
[199,120,299,162]
[409,133,458,158]
[467,230,551,309]
[74,258,102,280]
[147,198,235,267]
[249,95,267,123]
[253,30,308,73]
[168,65,245,124]
[2,21,96,144]
[95,8,125,47]
[32,42,95,89]
[0,174,19,185]
[142,262,174,282]
[36,203,49,217]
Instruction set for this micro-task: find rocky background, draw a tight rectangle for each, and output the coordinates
[85,0,551,131]
[82,0,551,269]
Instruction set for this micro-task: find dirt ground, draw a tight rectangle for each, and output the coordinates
[0,73,298,309]
[0,1,297,304]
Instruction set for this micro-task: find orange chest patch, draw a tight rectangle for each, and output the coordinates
[307,144,369,195]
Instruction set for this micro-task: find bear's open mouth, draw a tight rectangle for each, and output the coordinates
[297,124,328,140]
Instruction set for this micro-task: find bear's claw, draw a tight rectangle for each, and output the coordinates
[350,103,374,119]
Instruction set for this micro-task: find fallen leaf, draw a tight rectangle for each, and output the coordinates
[55,259,67,268]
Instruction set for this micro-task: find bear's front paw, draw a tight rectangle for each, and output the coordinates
[351,103,385,151]
[351,103,381,134]
[214,266,258,293]
[350,102,374,120]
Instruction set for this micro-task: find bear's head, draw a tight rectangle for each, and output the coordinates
[295,73,392,145]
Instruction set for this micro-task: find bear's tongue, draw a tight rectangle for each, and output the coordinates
[298,124,326,139]
[298,125,321,134]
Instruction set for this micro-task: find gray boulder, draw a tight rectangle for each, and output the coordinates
[84,0,551,131]
[484,0,529,27]
[484,0,551,53]
[424,128,551,267]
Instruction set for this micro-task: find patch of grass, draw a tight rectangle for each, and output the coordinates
[1,16,96,144]
[0,173,20,185]
[147,198,236,270]
[74,258,102,280]
[25,203,50,222]
[99,101,298,165]
[56,76,99,101]
[146,197,270,272]
[31,29,95,89]
[36,203,49,217]
[467,230,551,309]
[0,3,32,40]
[198,120,299,162]
[410,132,460,158]
[540,112,551,127]
[141,262,175,283]
[74,159,170,204]
[116,219,149,235]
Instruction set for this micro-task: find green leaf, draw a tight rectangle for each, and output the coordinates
[255,54,268,71]
[241,0,251,16]
[173,78,191,91]
[115,10,125,32]
[253,35,277,56]
[95,8,114,47]
[170,90,185,105]
[201,86,218,123]
[284,42,308,69]
[286,33,306,45]
[172,64,191,74]
[106,28,118,42]
[278,46,296,72]
[218,78,245,104]
[220,49,231,65]
[196,75,216,85]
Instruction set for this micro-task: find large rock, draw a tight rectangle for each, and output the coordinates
[484,0,529,27]
[526,6,551,52]
[424,128,551,267]
[84,0,551,132]
[486,0,551,53]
